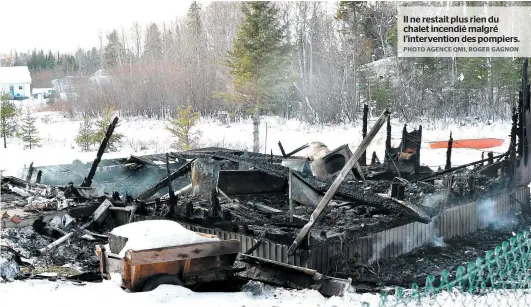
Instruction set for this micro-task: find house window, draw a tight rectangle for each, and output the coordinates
[19,86,23,90]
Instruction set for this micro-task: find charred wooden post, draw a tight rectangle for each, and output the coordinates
[278,141,287,158]
[289,169,294,222]
[416,125,422,172]
[288,110,391,255]
[210,162,220,217]
[81,117,119,187]
[481,152,485,166]
[35,170,42,184]
[385,115,391,162]
[510,106,518,153]
[26,162,34,182]
[371,151,379,165]
[445,132,453,171]
[488,152,494,165]
[401,124,407,152]
[360,104,369,165]
[270,149,273,163]
[166,153,176,218]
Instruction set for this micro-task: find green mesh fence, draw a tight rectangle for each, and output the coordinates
[376,230,531,307]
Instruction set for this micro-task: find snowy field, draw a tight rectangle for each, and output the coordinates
[0,107,511,178]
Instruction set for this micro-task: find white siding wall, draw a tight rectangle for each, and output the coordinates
[0,82,31,98]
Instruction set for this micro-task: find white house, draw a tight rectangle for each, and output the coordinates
[0,66,32,100]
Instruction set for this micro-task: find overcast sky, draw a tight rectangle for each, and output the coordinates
[0,0,203,54]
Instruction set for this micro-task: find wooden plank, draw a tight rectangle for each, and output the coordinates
[183,259,192,274]
[127,240,241,265]
[287,110,390,256]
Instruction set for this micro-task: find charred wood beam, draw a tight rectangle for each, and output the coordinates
[285,143,309,158]
[36,170,42,184]
[26,162,34,182]
[488,152,494,165]
[445,132,453,171]
[385,116,391,162]
[166,153,176,218]
[244,240,263,255]
[414,153,507,182]
[400,124,407,152]
[371,151,380,165]
[288,110,391,256]
[416,125,422,172]
[81,117,119,187]
[136,159,195,200]
[210,162,220,217]
[278,141,287,158]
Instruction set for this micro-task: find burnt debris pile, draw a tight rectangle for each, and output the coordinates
[2,60,531,289]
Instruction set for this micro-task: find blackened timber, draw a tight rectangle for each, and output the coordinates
[81,117,119,187]
[278,141,287,158]
[36,170,42,183]
[166,153,176,217]
[385,116,391,162]
[244,240,263,255]
[210,162,220,217]
[136,159,195,200]
[416,125,422,172]
[445,133,453,171]
[413,153,507,182]
[288,110,391,256]
[26,162,34,182]
[285,143,310,158]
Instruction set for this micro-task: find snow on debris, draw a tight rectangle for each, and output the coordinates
[110,220,219,257]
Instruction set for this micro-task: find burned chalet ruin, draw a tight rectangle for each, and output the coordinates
[1,60,530,290]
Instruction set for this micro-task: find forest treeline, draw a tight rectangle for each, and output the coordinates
[4,1,530,123]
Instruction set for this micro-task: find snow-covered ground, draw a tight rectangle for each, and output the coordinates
[0,275,378,307]
[0,109,511,178]
[2,275,531,307]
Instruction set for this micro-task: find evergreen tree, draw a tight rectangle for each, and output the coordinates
[0,93,18,149]
[104,30,123,67]
[93,107,123,152]
[223,2,292,152]
[144,23,163,61]
[166,105,200,150]
[75,115,95,151]
[18,110,40,149]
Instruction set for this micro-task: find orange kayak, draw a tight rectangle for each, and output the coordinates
[429,138,504,149]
